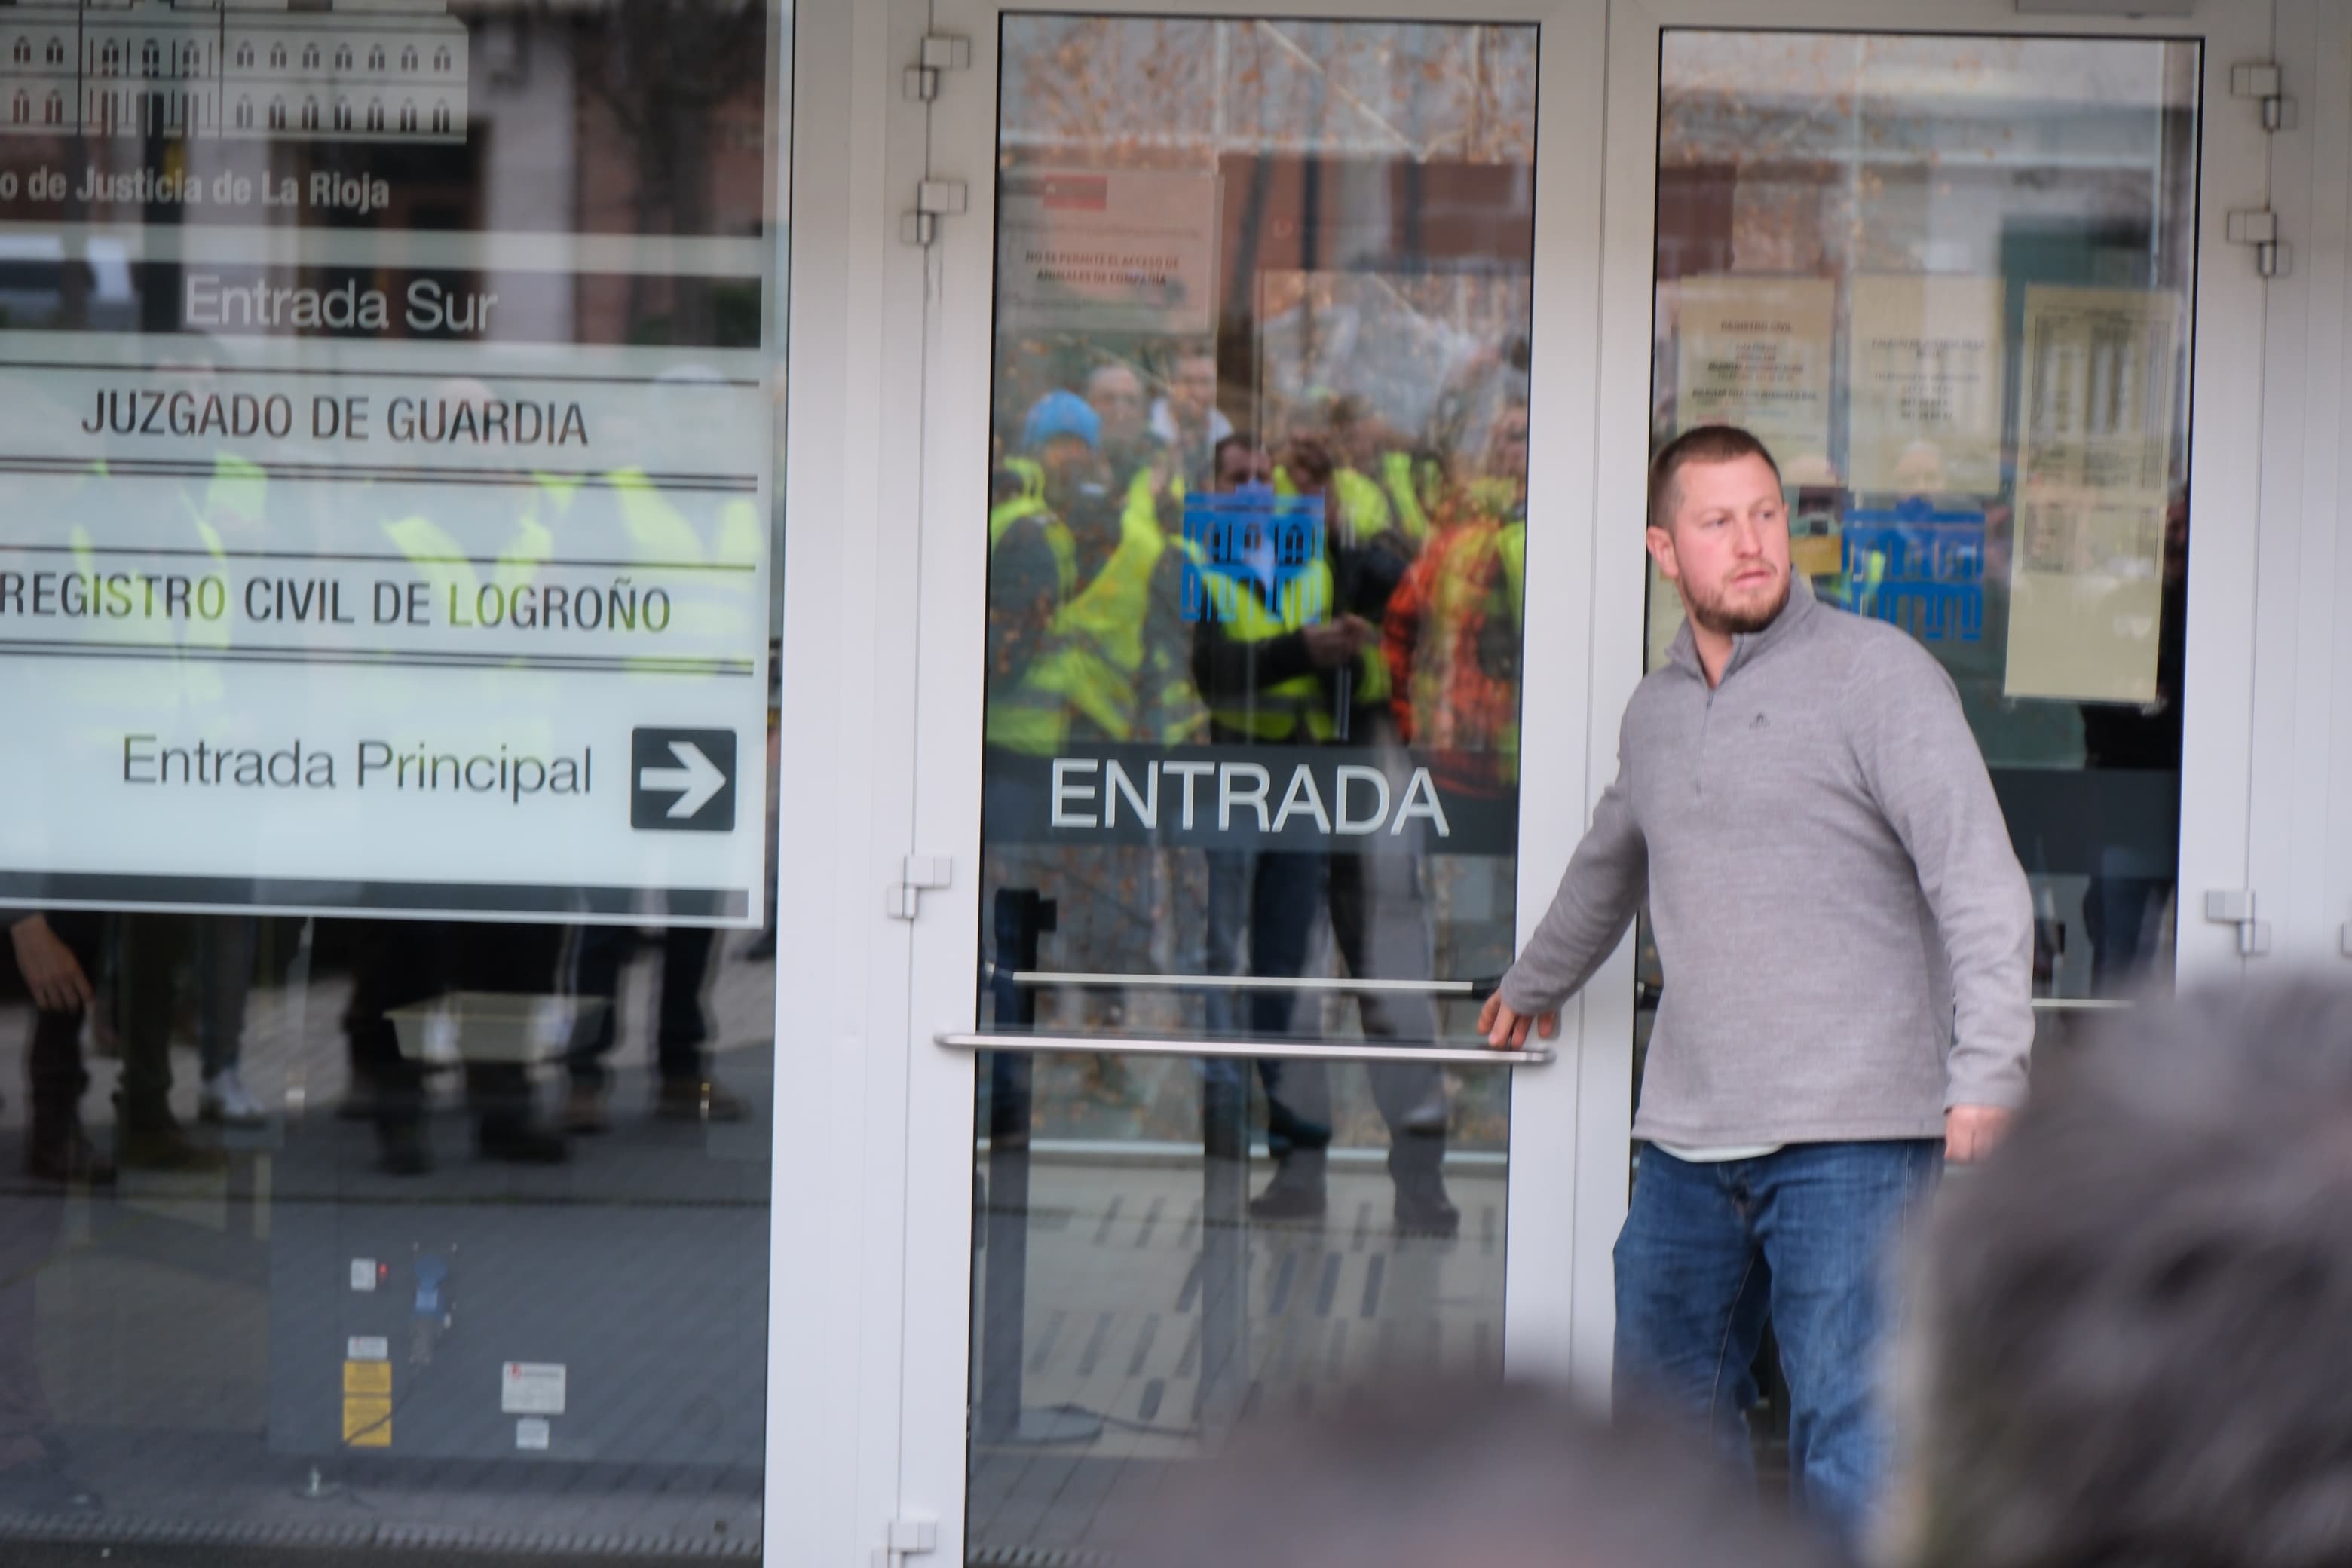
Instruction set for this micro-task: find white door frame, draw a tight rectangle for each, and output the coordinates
[2253,0,2349,969]
[837,0,2286,1551]
[1579,0,2281,1377]
[764,0,939,1563]
[895,0,1614,1551]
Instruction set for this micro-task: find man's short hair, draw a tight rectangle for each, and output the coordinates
[1894,984,2352,1568]
[1129,1380,1833,1568]
[1648,425,1781,532]
[1283,435,1336,491]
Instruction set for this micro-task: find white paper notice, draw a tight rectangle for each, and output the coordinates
[1847,276,2006,495]
[516,1417,551,1451]
[2004,286,2182,702]
[350,1259,377,1292]
[997,169,1220,337]
[348,1337,390,1362]
[2004,489,2167,703]
[2017,286,2180,495]
[501,1361,568,1416]
[1673,276,1836,479]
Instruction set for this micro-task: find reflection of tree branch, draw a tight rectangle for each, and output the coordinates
[1252,19,1420,157]
[528,0,765,338]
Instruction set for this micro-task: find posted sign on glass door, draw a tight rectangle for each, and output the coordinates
[0,0,779,923]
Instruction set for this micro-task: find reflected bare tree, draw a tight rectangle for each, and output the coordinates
[559,0,767,341]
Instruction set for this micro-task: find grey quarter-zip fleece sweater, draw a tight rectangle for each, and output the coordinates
[1499,579,2034,1145]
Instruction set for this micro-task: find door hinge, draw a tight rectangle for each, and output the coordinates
[885,855,952,920]
[874,1517,939,1567]
[902,33,971,101]
[2231,62,2296,133]
[2204,890,2273,957]
[2227,209,2290,280]
[899,179,969,247]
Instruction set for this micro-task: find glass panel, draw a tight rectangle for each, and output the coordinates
[972,14,1536,1563]
[1640,26,2200,1472]
[0,1,786,1559]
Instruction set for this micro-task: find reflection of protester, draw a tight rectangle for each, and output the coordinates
[1086,362,1164,486]
[0,1190,96,1512]
[0,917,105,1505]
[562,921,742,1132]
[983,385,1196,1058]
[196,920,264,1123]
[2078,495,2188,988]
[1481,427,2033,1545]
[1193,437,1456,1236]
[1149,348,1233,490]
[7,914,113,1184]
[1385,406,1529,800]
[115,914,265,1141]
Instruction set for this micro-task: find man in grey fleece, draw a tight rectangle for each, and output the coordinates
[1478,424,2032,1545]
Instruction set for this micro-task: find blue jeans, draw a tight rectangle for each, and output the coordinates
[1614,1139,1942,1545]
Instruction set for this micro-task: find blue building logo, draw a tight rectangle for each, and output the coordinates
[1181,486,1327,626]
[1840,499,1986,644]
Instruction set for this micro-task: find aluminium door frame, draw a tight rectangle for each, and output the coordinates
[1583,0,2281,1370]
[894,0,1615,1552]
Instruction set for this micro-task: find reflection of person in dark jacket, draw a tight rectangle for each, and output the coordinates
[1192,437,1457,1236]
[0,913,110,1509]
[2078,495,2188,989]
[7,913,112,1185]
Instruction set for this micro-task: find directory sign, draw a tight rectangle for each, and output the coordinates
[0,0,781,923]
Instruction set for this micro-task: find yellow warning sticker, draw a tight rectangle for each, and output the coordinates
[342,1395,393,1447]
[343,1361,392,1395]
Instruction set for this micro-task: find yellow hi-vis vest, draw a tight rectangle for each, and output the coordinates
[1379,450,1437,544]
[985,468,1168,754]
[1496,521,1526,782]
[988,458,1076,599]
[1260,464,1394,711]
[1200,556,1340,743]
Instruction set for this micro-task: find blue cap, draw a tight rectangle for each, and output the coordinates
[1023,390,1101,453]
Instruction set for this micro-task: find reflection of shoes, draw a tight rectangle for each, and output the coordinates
[26,1125,117,1187]
[1401,1083,1450,1135]
[564,1085,610,1135]
[1394,1175,1461,1238]
[378,1125,431,1177]
[477,1122,568,1165]
[199,1067,267,1126]
[1248,1156,1328,1223]
[0,1458,103,1514]
[658,1079,749,1122]
[1248,1182,1327,1223]
[117,1120,229,1173]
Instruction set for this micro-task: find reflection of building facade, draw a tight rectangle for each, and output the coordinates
[0,0,467,141]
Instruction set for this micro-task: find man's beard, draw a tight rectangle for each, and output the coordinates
[1683,571,1790,638]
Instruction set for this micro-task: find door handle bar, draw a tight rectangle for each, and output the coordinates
[936,1031,1551,1066]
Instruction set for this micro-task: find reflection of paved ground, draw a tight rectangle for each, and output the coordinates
[0,932,774,1560]
[4,929,1521,1565]
[966,1154,1507,1567]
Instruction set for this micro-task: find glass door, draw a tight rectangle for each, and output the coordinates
[899,1,1608,1561]
[1588,0,2277,1483]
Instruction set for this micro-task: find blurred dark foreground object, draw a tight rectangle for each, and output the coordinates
[1126,1378,1836,1568]
[1893,982,2352,1568]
